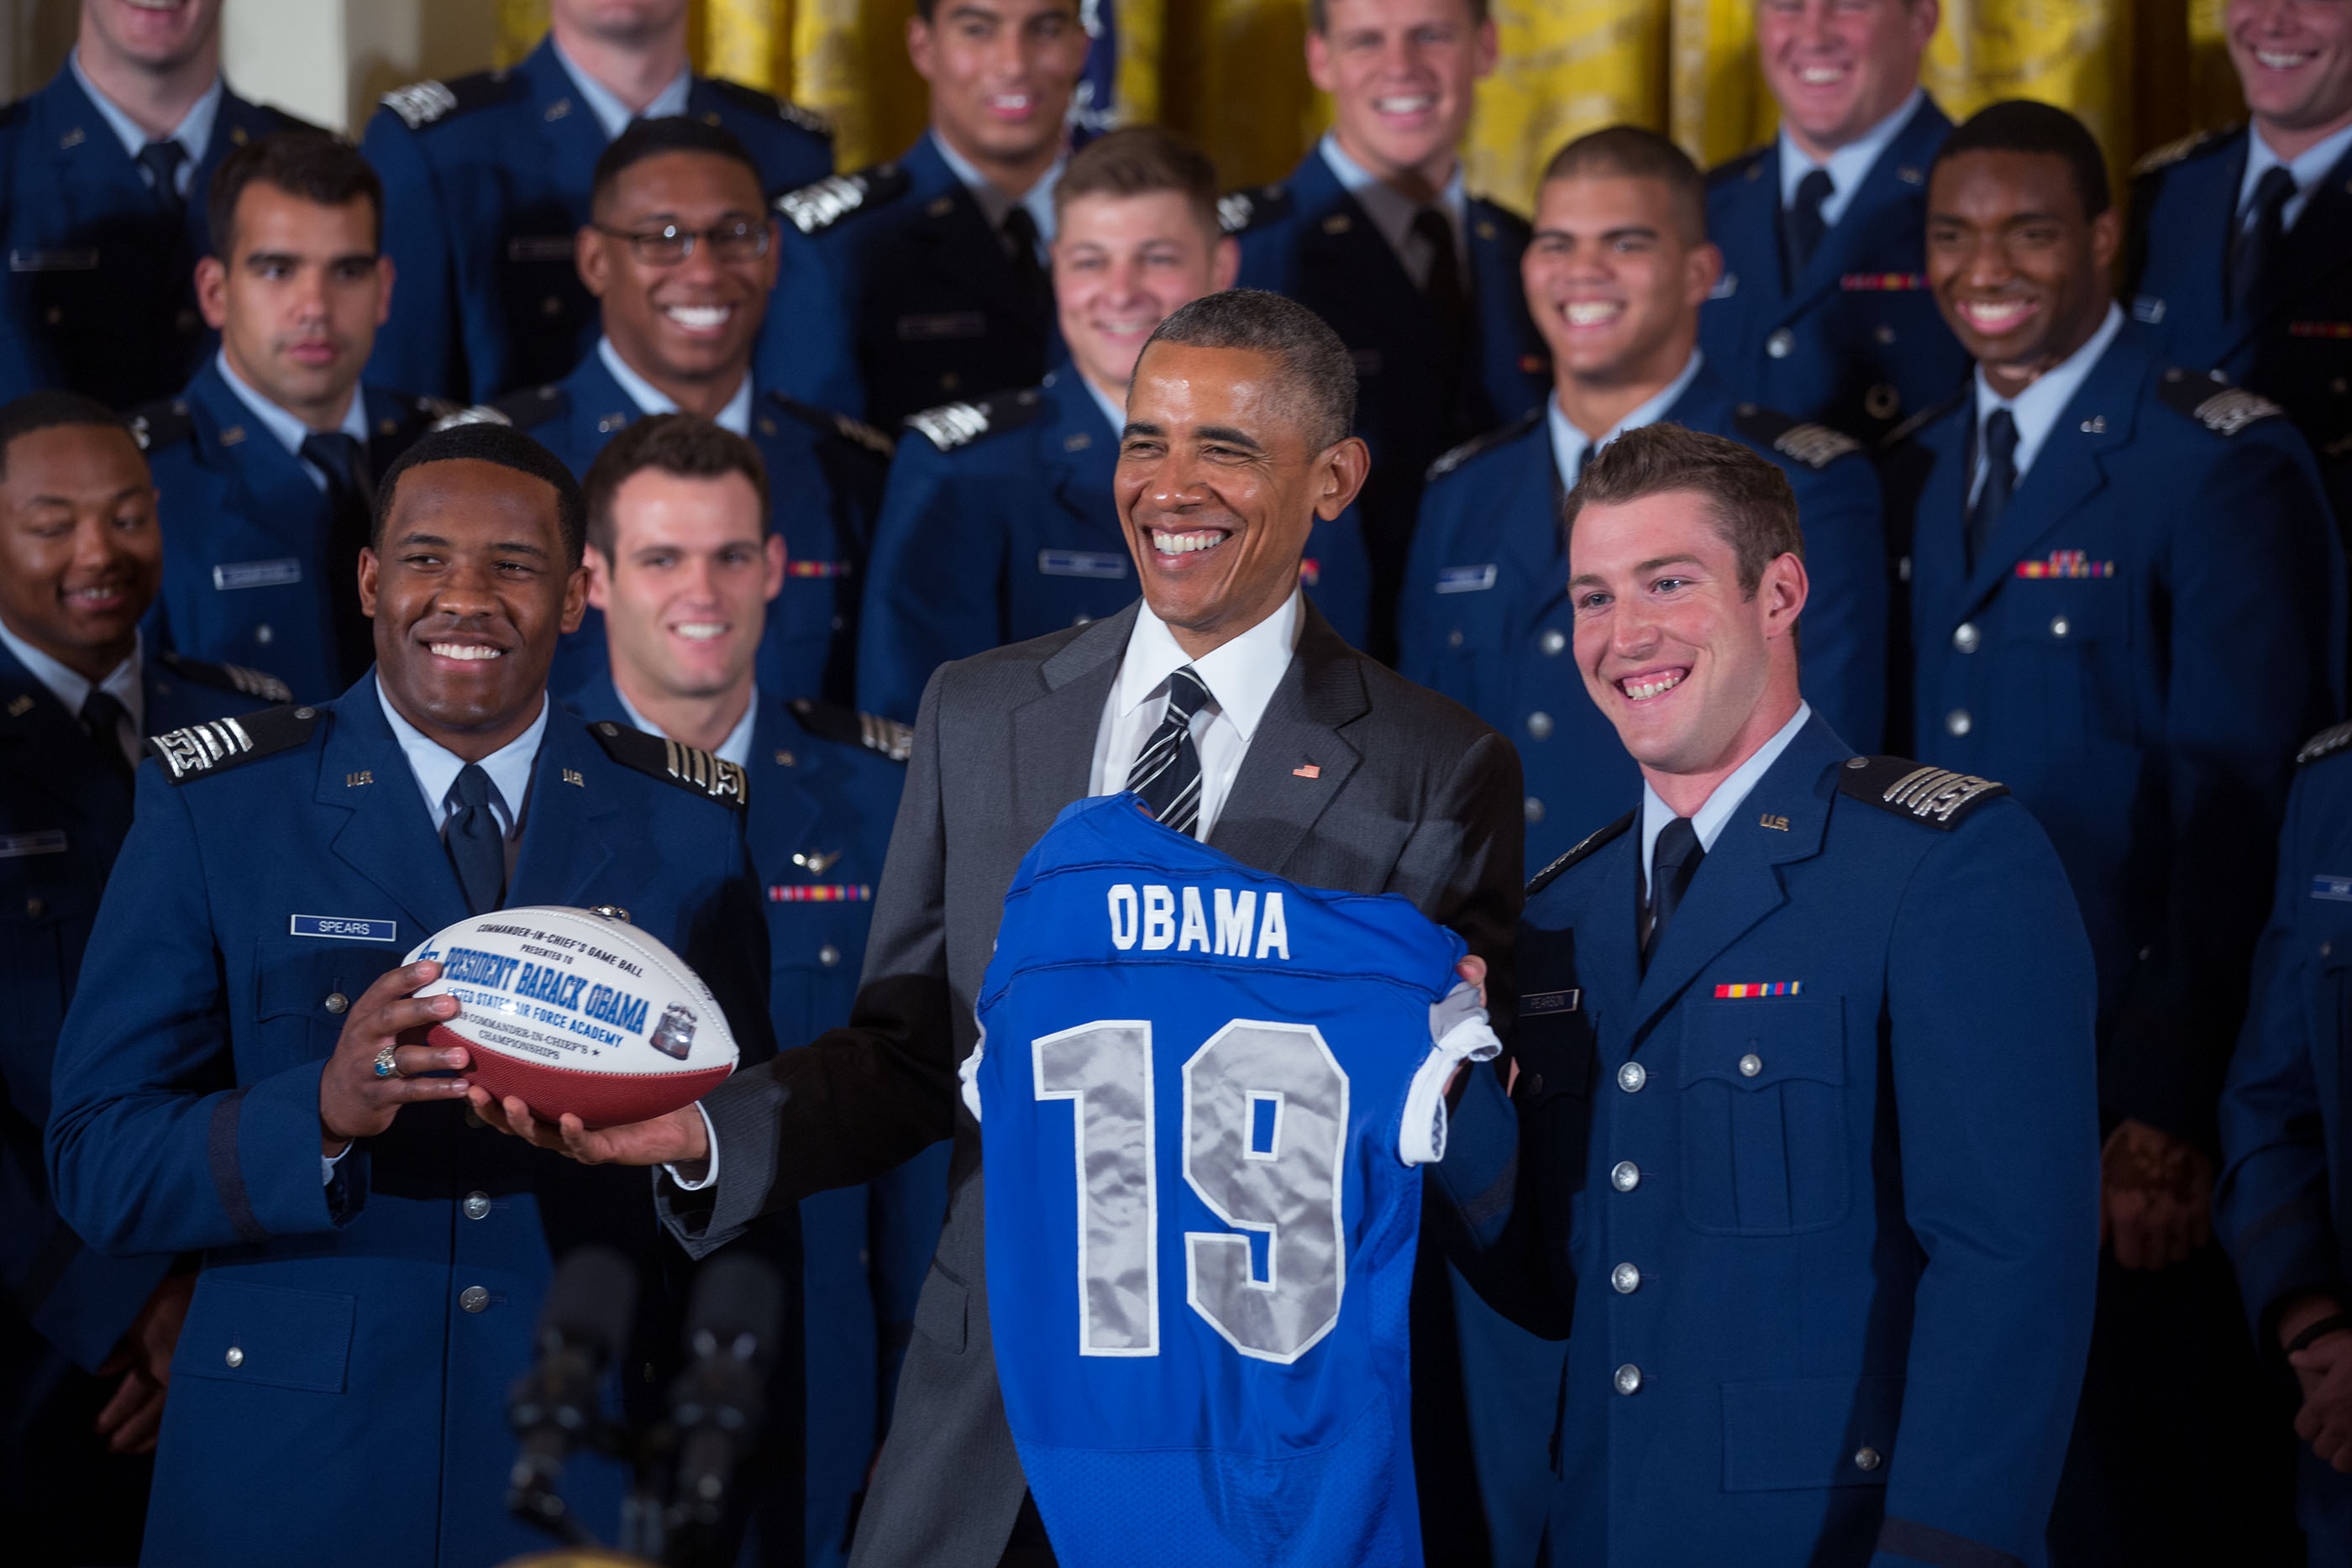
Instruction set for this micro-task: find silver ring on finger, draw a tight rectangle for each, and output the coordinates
[372,1044,402,1079]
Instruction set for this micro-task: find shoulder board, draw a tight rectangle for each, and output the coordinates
[2132,126,2233,179]
[788,698,912,764]
[377,71,508,132]
[1878,386,1969,453]
[1835,755,2008,829]
[156,650,292,704]
[586,720,748,812]
[1732,403,1862,469]
[2298,721,2352,766]
[1706,146,1771,188]
[440,383,567,433]
[905,389,1042,454]
[702,76,832,139]
[1426,408,1542,484]
[407,393,465,425]
[145,703,322,784]
[1526,810,1634,899]
[2155,369,2284,436]
[775,162,911,237]
[765,391,894,459]
[125,396,194,453]
[1217,183,1293,235]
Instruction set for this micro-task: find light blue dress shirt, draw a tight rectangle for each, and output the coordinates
[596,337,754,436]
[66,47,222,200]
[214,349,374,493]
[551,38,691,143]
[1548,349,1707,490]
[931,131,1065,260]
[1317,131,1469,288]
[1777,88,1926,233]
[613,684,757,769]
[1968,302,2125,503]
[0,619,142,761]
[1079,372,1126,438]
[2239,117,2352,233]
[1640,700,1814,892]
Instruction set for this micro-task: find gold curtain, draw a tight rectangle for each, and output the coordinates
[491,0,2248,212]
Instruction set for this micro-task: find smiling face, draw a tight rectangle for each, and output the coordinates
[1756,0,1938,160]
[1053,191,1239,401]
[0,422,162,682]
[1568,488,1805,784]
[1116,341,1368,655]
[1926,147,2118,396]
[360,459,585,757]
[910,0,1088,178]
[81,0,222,73]
[581,150,776,401]
[1308,0,1496,194]
[1525,171,1718,391]
[2229,0,2352,151]
[197,181,390,427]
[590,465,780,706]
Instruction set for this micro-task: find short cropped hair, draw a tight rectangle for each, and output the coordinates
[1564,422,1803,598]
[0,391,136,482]
[913,0,1083,20]
[1141,289,1356,452]
[207,128,384,258]
[372,422,589,567]
[1053,124,1223,245]
[591,117,763,212]
[1934,99,2112,219]
[582,414,771,559]
[1311,0,1487,32]
[1540,125,1709,245]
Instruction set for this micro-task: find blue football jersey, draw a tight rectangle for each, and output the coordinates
[969,794,1496,1567]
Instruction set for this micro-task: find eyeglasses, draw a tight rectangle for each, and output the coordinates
[592,218,771,265]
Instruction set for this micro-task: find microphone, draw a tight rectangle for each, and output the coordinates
[508,1244,639,1543]
[663,1253,784,1552]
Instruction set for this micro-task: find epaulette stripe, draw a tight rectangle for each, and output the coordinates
[1526,810,1635,898]
[2297,721,2352,765]
[2132,128,2230,178]
[1835,755,2008,829]
[379,80,457,129]
[861,711,913,763]
[775,163,908,236]
[787,697,912,763]
[1427,408,1544,483]
[144,703,322,784]
[588,721,748,811]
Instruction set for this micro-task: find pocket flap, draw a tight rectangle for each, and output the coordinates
[1721,1374,1902,1491]
[1680,998,1844,1090]
[912,1261,967,1353]
[254,937,399,1022]
[175,1278,355,1393]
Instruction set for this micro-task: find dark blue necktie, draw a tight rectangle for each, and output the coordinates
[1785,167,1833,276]
[136,139,187,218]
[1642,816,1703,969]
[2230,165,2296,322]
[1125,665,1212,838]
[1966,407,2019,571]
[80,688,134,787]
[301,432,377,683]
[445,763,506,915]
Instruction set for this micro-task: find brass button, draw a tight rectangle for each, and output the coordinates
[1524,797,1546,823]
[1854,1446,1882,1471]
[1952,622,1980,653]
[323,992,349,1015]
[1945,708,1971,737]
[459,1285,490,1313]
[1738,1053,1763,1078]
[1526,711,1554,740]
[1540,629,1567,656]
[1611,1262,1641,1294]
[818,943,841,967]
[1767,329,1793,359]
[2050,616,2071,638]
[255,623,274,645]
[1611,1161,1641,1192]
[463,1191,491,1220]
[1618,1061,1646,1093]
[225,1346,244,1368]
[1614,1363,1642,1395]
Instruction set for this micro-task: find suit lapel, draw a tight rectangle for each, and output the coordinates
[317,683,470,939]
[1206,604,1366,878]
[512,714,619,908]
[1009,606,1134,848]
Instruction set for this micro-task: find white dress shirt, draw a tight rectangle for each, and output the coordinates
[2240,117,2352,233]
[1639,701,1813,894]
[1548,350,1707,490]
[1318,132,1469,290]
[598,337,754,437]
[67,48,221,201]
[1777,87,1925,233]
[1968,302,2125,504]
[931,131,1065,259]
[0,619,142,765]
[551,38,691,142]
[214,349,373,493]
[1089,590,1302,841]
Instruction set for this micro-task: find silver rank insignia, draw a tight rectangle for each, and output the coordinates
[906,401,991,451]
[1772,422,1861,469]
[1878,765,2005,823]
[380,80,458,130]
[151,717,258,780]
[2192,386,2284,435]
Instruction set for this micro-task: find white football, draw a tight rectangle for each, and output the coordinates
[405,905,738,1128]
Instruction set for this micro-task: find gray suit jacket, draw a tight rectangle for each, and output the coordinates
[658,598,1524,1568]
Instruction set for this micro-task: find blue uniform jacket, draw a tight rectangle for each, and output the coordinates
[0,67,302,409]
[1398,364,1888,873]
[501,349,892,707]
[570,676,938,1566]
[1699,97,1966,443]
[45,678,774,1568]
[1,647,272,1463]
[360,39,832,404]
[2127,125,2352,543]
[138,359,447,705]
[1887,323,2345,1144]
[1435,717,2100,1568]
[853,370,1374,723]
[757,133,1063,433]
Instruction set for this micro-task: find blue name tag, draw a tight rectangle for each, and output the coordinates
[1436,564,1498,595]
[2130,295,2167,326]
[214,559,302,591]
[2313,875,2352,903]
[290,914,397,942]
[0,829,67,858]
[1037,549,1128,579]
[1521,989,1581,1015]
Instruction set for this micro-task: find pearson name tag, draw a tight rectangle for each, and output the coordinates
[0,830,68,858]
[1521,989,1581,1015]
[1436,564,1498,595]
[290,915,397,942]
[1037,549,1127,579]
[213,559,302,590]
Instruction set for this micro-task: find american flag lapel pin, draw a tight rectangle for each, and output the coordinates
[1293,763,1320,779]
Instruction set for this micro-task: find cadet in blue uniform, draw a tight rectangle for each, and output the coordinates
[44,423,775,1567]
[2125,7,2352,541]
[139,130,447,706]
[856,126,1371,723]
[360,0,832,404]
[488,118,890,707]
[2219,717,2352,1567]
[564,412,930,1568]
[1889,102,2337,1565]
[1698,0,1963,443]
[0,393,284,1566]
[756,0,1089,430]
[1436,422,2099,1568]
[0,0,304,409]
[1402,127,1886,874]
[1229,0,1547,654]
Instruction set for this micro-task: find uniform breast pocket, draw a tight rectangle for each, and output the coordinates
[766,917,864,1054]
[252,937,402,1067]
[1678,998,1850,1235]
[1998,579,2127,740]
